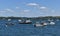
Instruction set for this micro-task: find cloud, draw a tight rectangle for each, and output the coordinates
[40,7,47,10]
[23,10,30,12]
[16,7,20,9]
[20,10,31,15]
[5,8,14,12]
[51,10,55,13]
[0,11,6,12]
[0,8,15,14]
[27,3,39,6]
[27,3,49,12]
[38,6,49,12]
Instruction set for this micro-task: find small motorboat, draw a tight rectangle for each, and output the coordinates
[34,22,48,27]
[34,22,44,27]
[48,19,54,21]
[19,20,32,24]
[49,22,55,25]
[8,19,11,21]
[18,19,21,22]
[5,22,15,26]
[42,22,48,26]
[34,24,43,27]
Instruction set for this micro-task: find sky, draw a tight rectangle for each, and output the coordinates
[0,0,60,17]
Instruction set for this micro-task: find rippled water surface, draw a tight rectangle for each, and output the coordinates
[0,19,60,36]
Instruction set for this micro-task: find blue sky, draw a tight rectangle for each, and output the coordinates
[0,0,60,17]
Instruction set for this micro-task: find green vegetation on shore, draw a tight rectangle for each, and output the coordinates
[0,16,60,20]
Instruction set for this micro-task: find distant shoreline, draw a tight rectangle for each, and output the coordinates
[0,16,60,19]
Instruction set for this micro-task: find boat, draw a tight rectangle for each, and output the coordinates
[40,21,48,26]
[48,19,54,21]
[19,20,32,24]
[42,22,48,26]
[34,24,43,27]
[5,22,15,26]
[49,22,55,25]
[34,22,48,27]
[18,19,21,22]
[34,22,43,27]
[8,19,11,21]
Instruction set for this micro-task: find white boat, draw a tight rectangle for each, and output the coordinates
[49,22,55,25]
[34,21,48,27]
[34,22,44,27]
[18,19,21,22]
[26,20,31,23]
[48,19,53,21]
[8,19,11,21]
[34,24,43,27]
[6,22,15,26]
[43,22,48,26]
[19,20,32,24]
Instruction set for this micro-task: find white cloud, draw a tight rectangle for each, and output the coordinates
[27,3,39,6]
[39,6,49,12]
[5,8,14,12]
[51,10,55,13]
[27,3,49,12]
[20,10,31,15]
[23,10,30,12]
[0,8,15,13]
[0,11,6,12]
[16,7,20,9]
[40,7,47,10]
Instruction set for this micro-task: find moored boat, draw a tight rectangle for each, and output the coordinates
[19,20,32,24]
[8,19,11,21]
[49,22,55,25]
[34,22,48,27]
[5,22,15,26]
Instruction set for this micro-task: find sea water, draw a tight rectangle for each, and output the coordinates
[0,19,60,36]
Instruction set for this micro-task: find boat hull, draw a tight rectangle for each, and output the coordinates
[19,22,32,24]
